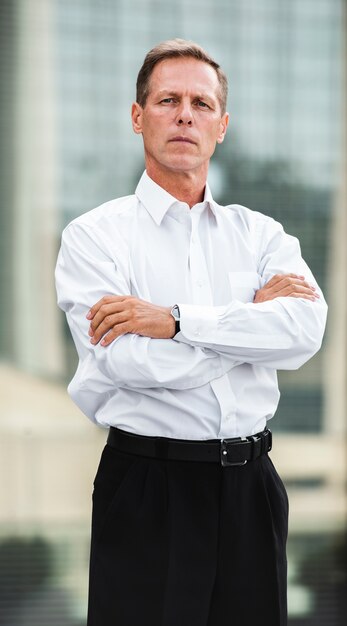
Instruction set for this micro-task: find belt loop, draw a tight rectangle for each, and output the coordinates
[249,435,259,460]
[260,432,265,456]
[266,429,272,452]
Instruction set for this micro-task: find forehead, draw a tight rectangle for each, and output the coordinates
[148,57,220,99]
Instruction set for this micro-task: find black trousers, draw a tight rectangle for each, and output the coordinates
[87,442,288,626]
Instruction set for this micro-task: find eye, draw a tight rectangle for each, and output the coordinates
[197,100,209,108]
[160,97,175,104]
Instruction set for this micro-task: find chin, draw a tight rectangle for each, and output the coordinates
[164,157,201,172]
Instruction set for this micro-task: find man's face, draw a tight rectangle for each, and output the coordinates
[132,57,229,178]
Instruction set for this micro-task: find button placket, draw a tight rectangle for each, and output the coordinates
[189,211,213,306]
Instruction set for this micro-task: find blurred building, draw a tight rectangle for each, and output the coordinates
[0,0,345,624]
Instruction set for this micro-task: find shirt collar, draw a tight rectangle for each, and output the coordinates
[135,171,218,225]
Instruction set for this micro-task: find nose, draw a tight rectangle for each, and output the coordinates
[176,101,193,126]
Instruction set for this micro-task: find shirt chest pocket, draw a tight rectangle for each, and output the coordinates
[228,271,261,303]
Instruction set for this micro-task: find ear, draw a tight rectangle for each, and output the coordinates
[216,112,229,144]
[131,102,144,134]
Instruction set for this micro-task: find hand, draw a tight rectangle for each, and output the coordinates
[86,295,175,346]
[254,273,320,304]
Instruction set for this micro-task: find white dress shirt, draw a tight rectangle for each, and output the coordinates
[55,171,327,440]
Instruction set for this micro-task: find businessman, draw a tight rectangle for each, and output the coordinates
[56,39,327,626]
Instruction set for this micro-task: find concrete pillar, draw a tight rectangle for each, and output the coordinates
[12,0,64,377]
[323,2,347,434]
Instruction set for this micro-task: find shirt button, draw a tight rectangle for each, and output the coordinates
[195,328,201,336]
[196,279,204,287]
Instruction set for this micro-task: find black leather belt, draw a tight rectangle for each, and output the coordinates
[107,427,272,467]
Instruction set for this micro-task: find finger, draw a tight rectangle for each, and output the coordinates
[254,279,319,303]
[89,302,128,334]
[269,276,313,295]
[100,323,129,346]
[287,292,320,301]
[89,306,116,335]
[263,273,305,290]
[86,295,127,320]
[278,283,319,298]
[274,284,320,299]
[90,312,129,343]
[86,297,112,320]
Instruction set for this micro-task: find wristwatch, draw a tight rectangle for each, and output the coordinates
[170,304,181,336]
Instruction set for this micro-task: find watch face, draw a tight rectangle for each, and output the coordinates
[171,305,180,321]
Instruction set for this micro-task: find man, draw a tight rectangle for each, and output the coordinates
[55,39,327,626]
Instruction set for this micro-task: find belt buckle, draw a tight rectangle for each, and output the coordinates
[220,438,248,467]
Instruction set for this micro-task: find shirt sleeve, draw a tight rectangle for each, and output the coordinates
[175,217,328,370]
[55,222,237,391]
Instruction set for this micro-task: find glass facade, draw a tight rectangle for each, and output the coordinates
[0,0,345,623]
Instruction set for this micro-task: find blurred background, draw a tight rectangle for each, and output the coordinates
[0,0,346,624]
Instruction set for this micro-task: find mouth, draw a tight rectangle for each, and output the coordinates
[168,136,196,145]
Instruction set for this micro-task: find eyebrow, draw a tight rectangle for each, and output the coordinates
[156,90,216,105]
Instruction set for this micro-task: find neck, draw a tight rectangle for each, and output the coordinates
[145,163,208,208]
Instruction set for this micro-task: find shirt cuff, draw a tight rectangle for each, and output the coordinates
[176,303,221,341]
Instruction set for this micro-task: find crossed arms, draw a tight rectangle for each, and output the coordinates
[56,219,327,393]
[87,273,320,346]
